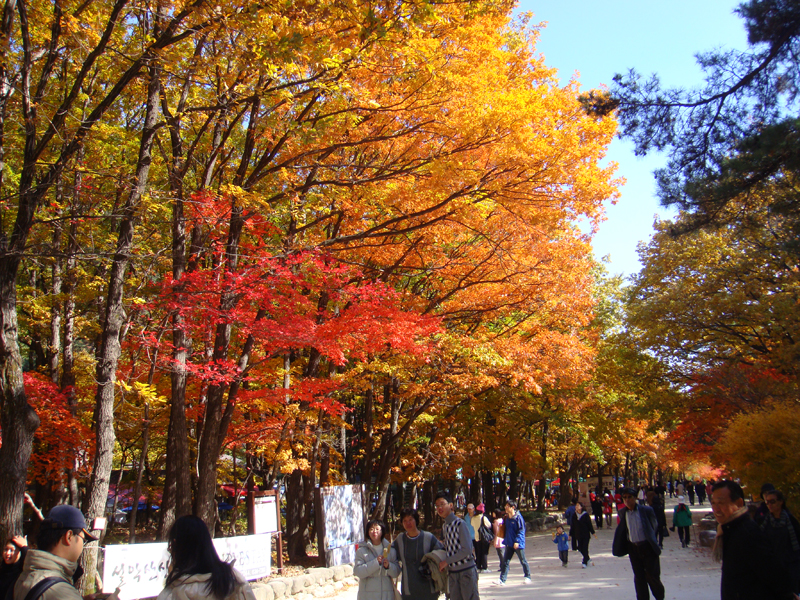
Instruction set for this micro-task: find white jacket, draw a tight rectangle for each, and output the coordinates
[156,569,256,600]
[353,540,400,600]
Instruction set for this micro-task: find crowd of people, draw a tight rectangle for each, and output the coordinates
[355,481,800,600]
[2,480,798,600]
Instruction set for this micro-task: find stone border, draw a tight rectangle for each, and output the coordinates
[525,514,565,532]
[251,564,358,600]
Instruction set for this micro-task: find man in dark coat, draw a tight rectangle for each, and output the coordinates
[710,480,793,600]
[612,487,665,600]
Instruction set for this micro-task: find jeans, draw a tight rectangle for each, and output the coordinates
[500,546,530,582]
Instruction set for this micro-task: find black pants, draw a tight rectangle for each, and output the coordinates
[677,526,691,546]
[578,537,591,565]
[559,550,568,564]
[473,539,489,570]
[628,542,665,600]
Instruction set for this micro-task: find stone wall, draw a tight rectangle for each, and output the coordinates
[525,515,565,532]
[251,565,357,600]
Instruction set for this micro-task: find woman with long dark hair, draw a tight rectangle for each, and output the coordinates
[158,516,256,600]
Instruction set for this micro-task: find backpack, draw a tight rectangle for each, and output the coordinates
[478,517,493,544]
[6,577,63,600]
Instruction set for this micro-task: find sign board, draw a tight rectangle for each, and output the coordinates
[586,475,615,490]
[315,484,365,567]
[103,534,271,600]
[577,481,590,508]
[253,494,279,534]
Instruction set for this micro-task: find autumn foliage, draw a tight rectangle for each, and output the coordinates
[0,0,626,551]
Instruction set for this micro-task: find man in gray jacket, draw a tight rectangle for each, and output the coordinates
[14,505,98,600]
[435,492,479,600]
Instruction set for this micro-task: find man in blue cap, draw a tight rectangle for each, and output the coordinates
[14,505,98,600]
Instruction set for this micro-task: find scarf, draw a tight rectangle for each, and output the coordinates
[761,509,800,553]
[712,505,749,562]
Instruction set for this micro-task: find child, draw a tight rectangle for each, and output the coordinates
[552,525,569,567]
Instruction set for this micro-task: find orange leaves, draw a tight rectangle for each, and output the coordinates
[22,373,93,487]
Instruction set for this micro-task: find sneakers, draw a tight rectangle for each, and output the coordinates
[581,563,586,569]
[492,580,505,586]
[523,578,531,584]
[562,562,568,568]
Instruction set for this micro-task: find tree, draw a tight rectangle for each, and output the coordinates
[628,200,800,379]
[715,401,800,501]
[584,0,800,229]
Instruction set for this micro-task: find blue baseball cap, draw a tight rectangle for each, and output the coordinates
[43,505,98,542]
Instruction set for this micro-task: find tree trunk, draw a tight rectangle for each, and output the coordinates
[482,471,495,515]
[285,469,308,560]
[508,457,519,502]
[81,63,161,591]
[422,481,433,527]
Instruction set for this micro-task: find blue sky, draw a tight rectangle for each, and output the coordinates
[514,1,749,277]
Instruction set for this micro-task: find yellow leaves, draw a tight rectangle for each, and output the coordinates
[715,402,800,499]
[117,381,168,407]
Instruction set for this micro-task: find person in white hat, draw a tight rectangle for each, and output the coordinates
[671,496,693,547]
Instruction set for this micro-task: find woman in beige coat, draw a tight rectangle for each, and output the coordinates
[354,520,400,600]
[157,516,256,600]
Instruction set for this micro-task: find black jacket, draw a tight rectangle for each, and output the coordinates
[720,512,793,600]
[612,504,660,557]
[570,511,595,543]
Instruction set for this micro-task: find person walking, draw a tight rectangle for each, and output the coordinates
[603,494,613,528]
[434,492,480,600]
[470,504,492,574]
[759,489,800,597]
[158,515,257,600]
[491,509,505,572]
[695,481,706,505]
[392,509,442,600]
[590,492,603,529]
[612,487,665,600]
[494,501,531,586]
[569,502,596,568]
[671,497,693,548]
[552,526,569,568]
[686,480,695,506]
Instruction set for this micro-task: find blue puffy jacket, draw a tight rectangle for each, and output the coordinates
[503,512,526,549]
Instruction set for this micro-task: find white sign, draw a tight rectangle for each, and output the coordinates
[103,534,271,600]
[253,495,279,534]
[320,485,364,551]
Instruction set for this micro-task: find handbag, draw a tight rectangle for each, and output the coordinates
[478,518,494,544]
[392,578,402,600]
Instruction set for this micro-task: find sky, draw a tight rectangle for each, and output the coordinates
[514,1,749,277]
